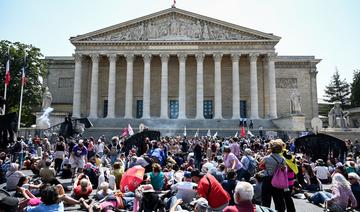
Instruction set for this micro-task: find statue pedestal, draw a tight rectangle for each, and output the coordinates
[35,112,68,129]
[272,114,306,131]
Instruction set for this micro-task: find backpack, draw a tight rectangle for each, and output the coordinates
[246,156,258,176]
[270,155,288,189]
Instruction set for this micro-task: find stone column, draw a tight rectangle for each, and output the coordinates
[178,53,187,119]
[249,53,259,119]
[310,67,318,118]
[124,54,134,119]
[142,54,152,119]
[160,54,169,119]
[106,54,117,118]
[267,53,277,118]
[213,53,223,119]
[89,54,99,118]
[72,53,82,118]
[195,53,205,119]
[231,53,241,119]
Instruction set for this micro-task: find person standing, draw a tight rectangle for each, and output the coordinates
[70,140,88,178]
[12,137,27,169]
[54,136,66,174]
[223,147,243,181]
[258,139,286,212]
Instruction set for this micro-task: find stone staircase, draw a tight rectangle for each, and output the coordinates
[83,118,280,138]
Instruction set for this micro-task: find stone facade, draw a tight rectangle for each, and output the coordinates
[45,7,321,127]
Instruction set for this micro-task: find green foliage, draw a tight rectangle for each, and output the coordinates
[0,40,46,127]
[351,69,360,107]
[324,69,350,107]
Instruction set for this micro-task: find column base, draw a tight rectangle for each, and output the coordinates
[106,115,116,119]
[88,115,98,119]
[124,116,133,119]
[160,115,169,119]
[195,116,205,120]
[178,116,187,119]
[232,115,240,120]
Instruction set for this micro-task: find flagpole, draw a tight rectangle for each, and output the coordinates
[2,47,10,115]
[18,52,26,129]
[18,71,24,129]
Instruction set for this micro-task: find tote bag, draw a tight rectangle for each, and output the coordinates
[270,155,289,189]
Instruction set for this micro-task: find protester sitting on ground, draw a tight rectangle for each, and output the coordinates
[333,163,348,179]
[6,163,25,191]
[302,163,321,191]
[314,159,330,184]
[98,168,116,191]
[170,171,197,204]
[191,169,230,211]
[25,185,65,212]
[113,161,124,189]
[96,182,113,200]
[150,163,166,191]
[221,169,239,206]
[73,174,93,199]
[16,176,41,196]
[223,181,276,212]
[348,172,360,209]
[170,197,209,212]
[39,160,59,184]
[305,173,357,211]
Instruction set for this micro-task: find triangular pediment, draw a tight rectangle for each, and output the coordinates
[70,8,280,43]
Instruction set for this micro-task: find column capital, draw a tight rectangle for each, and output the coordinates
[213,53,223,62]
[231,53,241,62]
[107,54,117,62]
[177,53,187,62]
[266,53,277,62]
[73,53,83,62]
[90,54,100,63]
[142,54,152,63]
[249,53,259,63]
[160,54,170,62]
[195,53,205,62]
[125,54,134,63]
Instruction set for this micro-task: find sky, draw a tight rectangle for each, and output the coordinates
[0,0,359,99]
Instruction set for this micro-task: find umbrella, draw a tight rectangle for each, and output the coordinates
[120,165,145,193]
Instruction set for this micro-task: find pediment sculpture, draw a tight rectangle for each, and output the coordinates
[88,14,263,42]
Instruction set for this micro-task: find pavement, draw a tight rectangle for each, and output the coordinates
[1,169,326,211]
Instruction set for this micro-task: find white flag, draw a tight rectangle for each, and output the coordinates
[247,130,254,137]
[207,129,211,137]
[212,132,218,139]
[183,125,187,137]
[194,128,199,138]
[128,124,134,136]
[234,132,238,138]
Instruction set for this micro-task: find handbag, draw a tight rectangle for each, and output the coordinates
[270,155,289,189]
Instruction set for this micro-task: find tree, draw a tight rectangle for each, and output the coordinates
[351,69,360,107]
[0,40,46,127]
[324,68,351,107]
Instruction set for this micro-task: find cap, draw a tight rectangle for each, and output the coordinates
[184,171,192,178]
[190,197,209,209]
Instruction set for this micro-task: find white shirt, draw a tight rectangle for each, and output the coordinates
[171,181,198,203]
[98,142,104,153]
[314,166,330,180]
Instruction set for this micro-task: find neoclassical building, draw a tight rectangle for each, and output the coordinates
[46,7,320,127]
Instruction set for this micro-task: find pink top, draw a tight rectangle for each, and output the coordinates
[224,153,242,171]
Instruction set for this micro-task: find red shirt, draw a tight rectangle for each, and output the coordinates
[74,185,92,198]
[224,201,256,212]
[197,174,230,208]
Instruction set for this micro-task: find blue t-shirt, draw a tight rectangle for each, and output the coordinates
[26,202,64,212]
[72,145,88,157]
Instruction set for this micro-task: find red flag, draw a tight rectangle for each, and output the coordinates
[5,59,10,86]
[241,126,246,138]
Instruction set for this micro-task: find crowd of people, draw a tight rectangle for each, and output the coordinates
[0,132,359,212]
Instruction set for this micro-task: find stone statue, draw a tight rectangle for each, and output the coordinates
[290,90,302,114]
[328,101,349,128]
[42,87,52,110]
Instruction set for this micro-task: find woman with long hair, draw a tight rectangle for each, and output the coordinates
[305,173,357,211]
[302,163,321,191]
